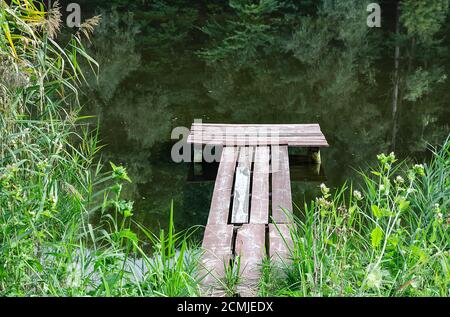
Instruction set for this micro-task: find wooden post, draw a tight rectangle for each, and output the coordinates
[308,147,321,164]
[193,144,203,175]
[193,143,203,163]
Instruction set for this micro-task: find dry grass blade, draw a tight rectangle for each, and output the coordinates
[76,15,102,42]
[46,0,62,39]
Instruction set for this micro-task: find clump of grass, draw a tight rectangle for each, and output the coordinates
[263,138,449,297]
[0,0,201,297]
[222,255,241,297]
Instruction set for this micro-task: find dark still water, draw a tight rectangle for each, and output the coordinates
[80,5,450,234]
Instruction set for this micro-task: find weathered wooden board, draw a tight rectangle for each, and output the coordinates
[188,137,328,147]
[187,123,329,147]
[208,147,238,225]
[271,146,293,223]
[234,224,266,297]
[231,147,254,224]
[250,146,270,224]
[191,123,322,131]
[200,224,234,296]
[269,224,293,265]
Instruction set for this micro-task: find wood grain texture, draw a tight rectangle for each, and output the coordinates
[187,123,329,147]
[250,146,270,224]
[231,147,254,224]
[208,147,238,225]
[271,146,293,223]
[269,224,293,264]
[200,224,234,296]
[235,224,266,297]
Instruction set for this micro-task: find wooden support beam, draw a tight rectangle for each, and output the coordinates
[308,147,321,164]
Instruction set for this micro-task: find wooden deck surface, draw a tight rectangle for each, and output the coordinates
[189,123,328,297]
[187,123,329,147]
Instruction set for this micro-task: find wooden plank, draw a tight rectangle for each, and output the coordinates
[250,147,270,224]
[190,127,323,134]
[187,137,329,147]
[234,224,266,297]
[208,147,238,224]
[192,123,321,129]
[200,224,234,296]
[189,133,326,139]
[231,147,254,224]
[189,136,328,142]
[187,123,329,148]
[269,224,293,265]
[189,127,324,137]
[190,125,324,138]
[271,146,293,223]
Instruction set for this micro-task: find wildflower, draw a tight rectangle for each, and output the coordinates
[395,175,404,184]
[353,190,363,201]
[406,188,416,195]
[316,197,332,209]
[377,152,396,168]
[376,153,386,163]
[388,152,396,162]
[413,164,425,177]
[437,212,443,224]
[320,183,330,195]
[366,264,389,290]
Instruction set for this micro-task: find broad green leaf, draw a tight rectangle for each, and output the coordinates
[398,199,410,212]
[123,209,133,218]
[371,226,383,249]
[371,205,383,219]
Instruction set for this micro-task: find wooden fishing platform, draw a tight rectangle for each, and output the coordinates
[187,123,329,297]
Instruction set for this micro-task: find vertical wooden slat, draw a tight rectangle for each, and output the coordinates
[200,224,234,296]
[269,224,293,265]
[231,147,254,224]
[271,146,293,223]
[234,224,266,297]
[208,147,238,224]
[250,146,270,224]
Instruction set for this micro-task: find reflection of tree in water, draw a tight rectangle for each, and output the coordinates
[387,1,449,154]
[80,1,449,231]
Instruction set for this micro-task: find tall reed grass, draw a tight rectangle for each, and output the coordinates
[0,0,201,296]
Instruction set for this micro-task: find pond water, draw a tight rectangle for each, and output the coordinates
[80,4,450,235]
